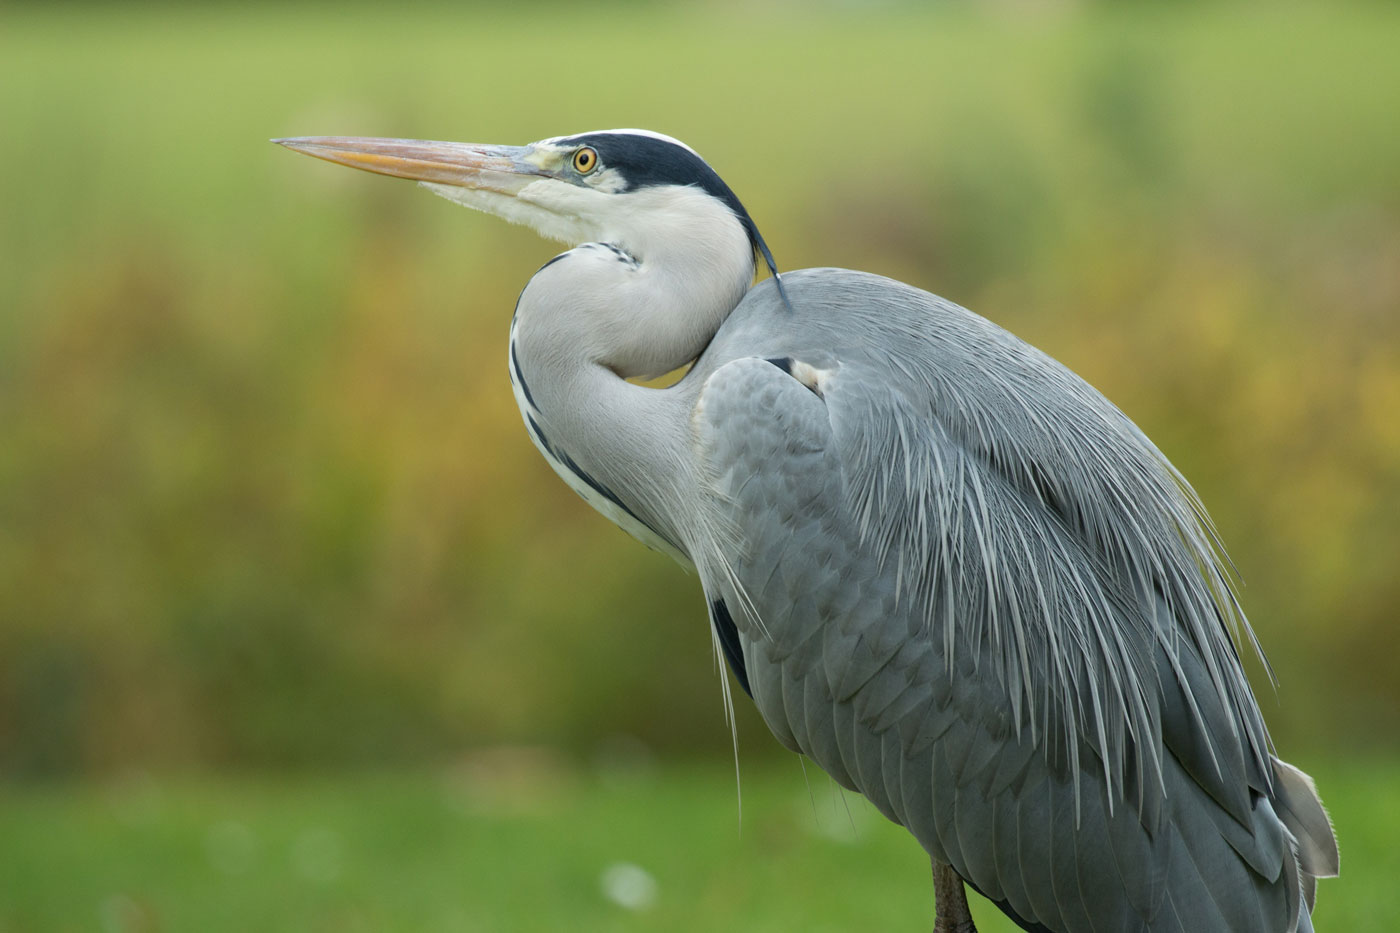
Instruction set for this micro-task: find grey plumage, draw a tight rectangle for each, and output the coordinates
[690,270,1335,931]
[276,129,1339,932]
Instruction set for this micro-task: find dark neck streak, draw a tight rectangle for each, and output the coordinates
[510,321,695,563]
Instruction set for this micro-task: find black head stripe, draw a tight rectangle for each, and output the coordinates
[558,132,761,250]
[556,131,789,308]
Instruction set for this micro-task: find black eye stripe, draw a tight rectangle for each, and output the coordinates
[556,132,765,254]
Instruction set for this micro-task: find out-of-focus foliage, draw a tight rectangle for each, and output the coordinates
[1,3,1397,776]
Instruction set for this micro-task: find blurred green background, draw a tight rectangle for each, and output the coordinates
[2,0,1397,929]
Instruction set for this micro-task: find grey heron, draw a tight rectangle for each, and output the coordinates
[275,129,1338,932]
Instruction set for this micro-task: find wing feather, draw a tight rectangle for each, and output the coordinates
[686,271,1332,931]
[955,773,1003,901]
[1015,789,1064,930]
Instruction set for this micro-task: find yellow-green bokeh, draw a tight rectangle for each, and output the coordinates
[3,3,1399,930]
[3,1,1398,776]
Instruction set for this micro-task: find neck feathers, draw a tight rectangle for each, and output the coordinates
[521,185,756,380]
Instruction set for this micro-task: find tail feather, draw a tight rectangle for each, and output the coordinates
[1271,757,1340,911]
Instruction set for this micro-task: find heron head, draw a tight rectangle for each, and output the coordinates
[274,129,781,281]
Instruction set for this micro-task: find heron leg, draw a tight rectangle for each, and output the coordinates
[933,859,978,933]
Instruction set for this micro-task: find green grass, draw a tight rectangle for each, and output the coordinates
[0,757,1391,932]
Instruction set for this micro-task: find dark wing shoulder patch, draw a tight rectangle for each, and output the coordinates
[765,356,828,398]
[710,598,752,698]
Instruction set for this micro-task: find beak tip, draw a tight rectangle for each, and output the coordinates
[270,136,527,191]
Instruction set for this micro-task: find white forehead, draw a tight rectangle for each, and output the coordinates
[537,128,700,157]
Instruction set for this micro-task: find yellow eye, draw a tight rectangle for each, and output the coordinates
[572,147,598,174]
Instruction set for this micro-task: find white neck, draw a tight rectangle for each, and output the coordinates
[505,185,754,557]
[522,184,755,378]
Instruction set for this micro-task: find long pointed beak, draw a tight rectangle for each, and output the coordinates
[273,137,543,195]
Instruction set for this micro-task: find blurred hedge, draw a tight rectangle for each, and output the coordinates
[1,3,1397,775]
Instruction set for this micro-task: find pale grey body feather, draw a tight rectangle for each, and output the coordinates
[684,270,1335,931]
[277,129,1338,932]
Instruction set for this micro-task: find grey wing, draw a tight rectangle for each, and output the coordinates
[690,327,1330,932]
